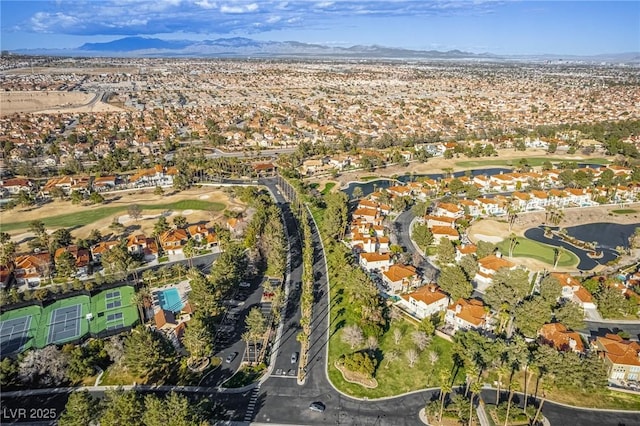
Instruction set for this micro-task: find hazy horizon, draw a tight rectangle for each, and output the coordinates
[1,1,639,56]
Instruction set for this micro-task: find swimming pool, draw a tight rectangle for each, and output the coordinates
[156,288,184,312]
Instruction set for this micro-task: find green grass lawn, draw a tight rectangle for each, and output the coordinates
[325,244,463,398]
[0,199,225,232]
[321,182,337,195]
[222,364,266,388]
[496,237,578,267]
[611,209,638,215]
[455,157,609,169]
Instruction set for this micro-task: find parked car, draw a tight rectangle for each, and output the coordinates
[225,352,238,364]
[291,352,298,364]
[308,402,325,413]
[240,281,251,288]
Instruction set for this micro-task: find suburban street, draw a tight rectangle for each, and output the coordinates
[2,182,640,425]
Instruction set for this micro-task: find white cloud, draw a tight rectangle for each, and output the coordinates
[220,3,259,14]
[194,0,217,9]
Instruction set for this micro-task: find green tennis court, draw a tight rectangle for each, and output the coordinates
[1,286,139,354]
[0,305,41,355]
[37,295,90,347]
[89,286,139,335]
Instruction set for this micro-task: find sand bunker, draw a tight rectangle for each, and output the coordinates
[472,234,504,244]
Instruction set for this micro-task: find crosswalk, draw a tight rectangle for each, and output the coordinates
[243,383,261,422]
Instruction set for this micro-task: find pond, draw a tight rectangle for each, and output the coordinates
[524,222,639,271]
[342,167,513,198]
[565,222,640,251]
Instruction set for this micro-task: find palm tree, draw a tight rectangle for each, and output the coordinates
[439,370,452,422]
[469,380,482,426]
[172,262,187,281]
[465,363,479,397]
[141,269,156,287]
[523,362,539,412]
[532,378,550,426]
[508,233,518,259]
[504,375,521,426]
[131,287,150,323]
[495,364,510,405]
[183,239,197,268]
[553,246,565,270]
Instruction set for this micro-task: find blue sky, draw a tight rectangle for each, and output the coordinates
[1,1,638,55]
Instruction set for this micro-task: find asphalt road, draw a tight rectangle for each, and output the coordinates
[3,182,640,426]
[262,178,304,379]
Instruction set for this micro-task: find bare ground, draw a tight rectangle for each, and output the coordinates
[0,91,124,116]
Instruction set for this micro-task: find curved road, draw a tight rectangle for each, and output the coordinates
[2,182,639,425]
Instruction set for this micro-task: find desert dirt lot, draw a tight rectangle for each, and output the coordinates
[2,187,246,251]
[0,91,124,116]
[466,203,640,272]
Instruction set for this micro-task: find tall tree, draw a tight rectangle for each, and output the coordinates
[514,297,552,338]
[142,392,203,426]
[100,388,142,426]
[485,267,531,313]
[55,251,77,278]
[245,307,267,363]
[322,191,349,240]
[459,255,479,282]
[439,370,452,422]
[436,238,456,265]
[127,204,142,222]
[173,215,187,228]
[0,232,17,265]
[553,302,585,330]
[411,223,433,252]
[539,275,562,305]
[182,315,212,361]
[58,390,96,426]
[153,216,170,236]
[438,265,472,302]
[123,326,174,379]
[468,380,482,426]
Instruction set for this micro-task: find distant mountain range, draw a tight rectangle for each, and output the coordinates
[10,37,640,63]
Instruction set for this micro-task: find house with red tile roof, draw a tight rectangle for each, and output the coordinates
[538,323,585,353]
[1,178,33,195]
[382,264,419,294]
[593,334,640,382]
[455,244,477,262]
[398,285,449,320]
[359,252,392,272]
[552,272,596,311]
[187,224,218,249]
[431,226,459,241]
[54,245,90,276]
[474,254,515,286]
[90,240,120,262]
[126,234,159,262]
[14,253,51,286]
[352,207,379,224]
[424,215,456,228]
[445,298,490,332]
[435,202,463,218]
[159,229,188,255]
